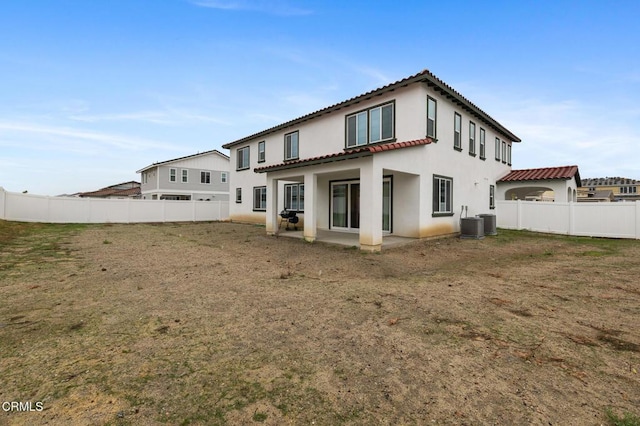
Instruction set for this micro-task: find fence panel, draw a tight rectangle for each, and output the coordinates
[0,187,229,223]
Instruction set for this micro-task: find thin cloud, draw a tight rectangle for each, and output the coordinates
[0,121,182,152]
[189,0,313,16]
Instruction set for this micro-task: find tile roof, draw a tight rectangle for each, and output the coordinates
[223,68,520,149]
[581,177,639,186]
[498,165,581,186]
[255,138,433,173]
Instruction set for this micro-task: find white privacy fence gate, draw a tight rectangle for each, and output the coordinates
[496,200,640,239]
[0,187,229,224]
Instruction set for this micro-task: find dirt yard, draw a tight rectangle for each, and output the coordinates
[0,221,639,425]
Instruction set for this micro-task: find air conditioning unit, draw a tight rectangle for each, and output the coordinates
[477,214,497,236]
[460,217,485,239]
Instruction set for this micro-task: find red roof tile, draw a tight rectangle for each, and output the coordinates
[255,138,433,173]
[498,165,581,185]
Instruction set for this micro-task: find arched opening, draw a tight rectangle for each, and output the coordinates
[505,186,555,201]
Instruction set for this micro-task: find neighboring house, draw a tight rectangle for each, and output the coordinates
[577,189,614,202]
[496,165,581,202]
[580,177,640,202]
[221,69,521,251]
[78,181,141,199]
[137,150,230,201]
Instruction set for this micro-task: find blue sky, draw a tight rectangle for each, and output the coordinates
[1,0,638,195]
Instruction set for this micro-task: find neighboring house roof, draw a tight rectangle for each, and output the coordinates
[255,138,434,173]
[223,68,521,150]
[78,181,141,198]
[581,177,639,186]
[136,149,230,173]
[498,165,582,187]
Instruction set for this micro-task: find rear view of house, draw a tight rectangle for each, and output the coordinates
[137,149,230,201]
[222,69,521,251]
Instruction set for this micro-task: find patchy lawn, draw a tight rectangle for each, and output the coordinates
[0,220,639,425]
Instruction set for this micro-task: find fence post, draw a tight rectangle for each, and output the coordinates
[636,201,640,240]
[516,199,522,229]
[0,187,5,220]
[568,202,575,236]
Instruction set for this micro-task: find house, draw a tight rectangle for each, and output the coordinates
[78,181,141,199]
[577,189,614,202]
[221,69,521,251]
[579,177,640,202]
[496,165,581,202]
[137,149,230,201]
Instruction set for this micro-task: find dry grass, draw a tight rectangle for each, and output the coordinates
[0,220,639,425]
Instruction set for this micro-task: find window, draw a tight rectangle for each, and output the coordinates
[507,143,512,165]
[284,131,299,160]
[170,168,177,182]
[284,183,304,211]
[258,141,265,163]
[495,138,501,161]
[479,128,486,159]
[469,121,476,156]
[454,113,462,150]
[490,185,495,210]
[221,172,228,183]
[502,141,507,163]
[253,186,267,211]
[621,186,637,194]
[346,102,394,147]
[433,175,453,216]
[200,171,211,184]
[181,169,188,183]
[427,96,437,139]
[235,188,242,203]
[237,146,249,170]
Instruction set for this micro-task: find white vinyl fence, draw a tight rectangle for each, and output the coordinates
[0,187,229,224]
[497,200,640,239]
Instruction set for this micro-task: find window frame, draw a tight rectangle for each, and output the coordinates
[507,143,512,165]
[284,131,299,161]
[432,174,454,217]
[502,141,507,164]
[258,141,266,163]
[427,96,437,139]
[235,187,242,203]
[345,101,395,148]
[453,113,462,151]
[284,183,305,212]
[200,171,211,184]
[469,121,476,156]
[169,168,177,182]
[221,172,228,183]
[253,186,267,211]
[479,128,486,160]
[181,169,188,183]
[495,138,501,161]
[237,146,250,171]
[490,185,495,210]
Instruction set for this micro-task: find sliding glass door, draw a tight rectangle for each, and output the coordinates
[330,179,391,232]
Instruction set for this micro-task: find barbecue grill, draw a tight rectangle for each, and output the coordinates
[279,210,299,230]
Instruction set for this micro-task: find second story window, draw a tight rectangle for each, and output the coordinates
[237,146,249,171]
[221,172,228,183]
[201,171,211,184]
[469,121,476,156]
[507,143,512,165]
[258,141,266,163]
[454,113,462,150]
[346,102,394,148]
[170,168,177,182]
[427,96,437,139]
[284,131,299,161]
[502,141,507,164]
[479,128,486,159]
[495,138,501,161]
[181,169,188,183]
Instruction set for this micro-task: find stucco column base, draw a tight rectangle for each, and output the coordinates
[303,235,316,243]
[360,243,382,252]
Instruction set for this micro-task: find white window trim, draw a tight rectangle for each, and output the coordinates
[200,171,211,184]
[237,146,250,171]
[170,168,177,182]
[284,131,299,161]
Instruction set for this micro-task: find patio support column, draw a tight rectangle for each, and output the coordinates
[359,159,383,252]
[303,172,317,243]
[266,175,279,235]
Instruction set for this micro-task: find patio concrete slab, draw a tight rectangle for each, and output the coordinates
[276,228,417,249]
